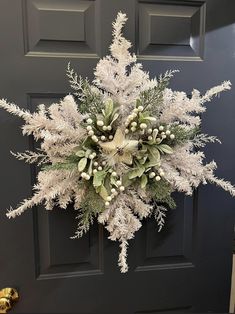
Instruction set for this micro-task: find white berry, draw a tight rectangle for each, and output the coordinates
[85,174,90,180]
[87,118,93,124]
[109,135,113,140]
[159,125,164,131]
[148,136,153,141]
[147,129,153,134]
[166,130,171,135]
[125,129,129,134]
[102,161,106,166]
[98,166,103,171]
[111,188,116,193]
[105,201,110,206]
[89,154,95,159]
[170,134,175,139]
[94,162,98,167]
[93,169,97,174]
[101,135,106,141]
[107,125,112,131]
[119,186,125,192]
[140,123,147,129]
[138,106,144,112]
[132,113,137,118]
[91,135,98,142]
[97,120,104,126]
[149,172,156,179]
[111,171,117,177]
[131,122,137,127]
[116,180,122,186]
[155,176,161,181]
[88,130,94,136]
[86,125,92,131]
[106,196,112,202]
[131,127,136,132]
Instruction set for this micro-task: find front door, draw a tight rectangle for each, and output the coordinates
[0,0,235,313]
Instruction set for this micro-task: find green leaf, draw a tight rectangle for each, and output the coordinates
[139,156,148,165]
[96,184,109,200]
[142,116,157,122]
[110,112,119,125]
[158,144,173,154]
[110,175,117,187]
[93,170,107,187]
[122,174,133,187]
[78,157,87,172]
[104,99,113,118]
[140,174,148,189]
[88,160,93,176]
[148,147,161,162]
[75,150,85,157]
[85,149,92,158]
[152,129,159,141]
[128,165,145,179]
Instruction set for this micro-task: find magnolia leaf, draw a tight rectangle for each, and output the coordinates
[93,170,107,187]
[158,144,173,154]
[140,174,148,189]
[128,165,145,179]
[78,157,87,172]
[75,150,85,157]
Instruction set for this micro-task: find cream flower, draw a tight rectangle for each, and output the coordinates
[99,128,138,165]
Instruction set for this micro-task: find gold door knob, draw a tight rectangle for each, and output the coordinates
[0,288,19,313]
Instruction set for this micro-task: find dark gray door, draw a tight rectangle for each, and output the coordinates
[0,0,235,313]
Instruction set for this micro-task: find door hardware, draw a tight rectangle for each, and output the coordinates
[0,288,19,313]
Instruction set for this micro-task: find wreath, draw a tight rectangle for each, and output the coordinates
[1,12,234,272]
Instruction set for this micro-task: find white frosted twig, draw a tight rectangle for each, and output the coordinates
[118,239,129,273]
[207,174,235,197]
[192,133,221,148]
[0,98,31,120]
[154,205,167,232]
[201,81,231,103]
[10,150,48,165]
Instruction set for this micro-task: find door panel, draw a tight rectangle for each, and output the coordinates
[0,0,235,313]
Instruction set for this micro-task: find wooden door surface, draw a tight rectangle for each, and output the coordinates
[0,0,235,313]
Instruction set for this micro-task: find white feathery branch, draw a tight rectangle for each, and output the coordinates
[0,98,31,120]
[10,150,48,165]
